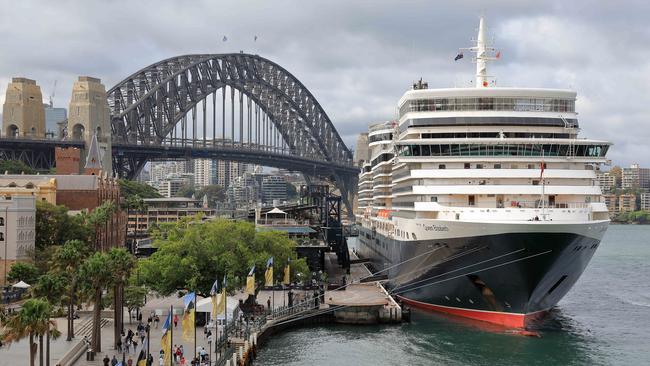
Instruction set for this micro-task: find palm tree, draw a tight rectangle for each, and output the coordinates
[78,252,113,353]
[1,298,59,366]
[32,273,66,366]
[107,248,135,350]
[51,239,90,341]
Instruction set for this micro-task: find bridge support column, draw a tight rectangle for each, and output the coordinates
[2,77,46,139]
[68,76,112,174]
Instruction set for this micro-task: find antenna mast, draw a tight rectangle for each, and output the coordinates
[459,16,498,88]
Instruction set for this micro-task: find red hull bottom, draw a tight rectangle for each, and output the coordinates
[397,296,547,329]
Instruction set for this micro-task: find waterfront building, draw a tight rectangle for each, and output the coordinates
[622,163,650,189]
[619,194,637,213]
[641,193,650,211]
[596,171,618,193]
[0,196,36,285]
[2,77,46,138]
[127,197,215,234]
[261,175,288,204]
[354,133,370,167]
[602,194,619,214]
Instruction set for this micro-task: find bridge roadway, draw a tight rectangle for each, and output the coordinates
[112,141,358,179]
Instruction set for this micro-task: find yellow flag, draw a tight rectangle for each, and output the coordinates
[217,289,226,314]
[283,264,290,285]
[211,295,218,318]
[265,266,273,287]
[182,309,194,341]
[246,274,255,295]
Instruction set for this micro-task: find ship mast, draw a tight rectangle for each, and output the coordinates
[459,16,497,88]
[475,17,488,88]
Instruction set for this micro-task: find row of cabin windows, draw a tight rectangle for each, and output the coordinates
[398,144,608,158]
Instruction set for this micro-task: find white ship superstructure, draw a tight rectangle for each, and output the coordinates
[356,17,612,328]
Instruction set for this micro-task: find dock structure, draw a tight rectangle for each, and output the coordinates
[211,250,404,365]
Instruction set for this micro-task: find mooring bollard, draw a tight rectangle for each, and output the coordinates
[253,332,258,346]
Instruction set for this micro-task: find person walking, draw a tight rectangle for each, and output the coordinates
[267,296,271,312]
[103,355,110,366]
[111,355,118,366]
[173,313,179,328]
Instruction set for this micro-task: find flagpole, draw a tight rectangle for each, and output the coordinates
[169,305,173,366]
[193,292,197,363]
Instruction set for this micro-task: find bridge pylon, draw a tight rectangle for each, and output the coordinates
[1,77,46,138]
[67,76,112,173]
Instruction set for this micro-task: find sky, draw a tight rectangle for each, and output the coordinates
[0,0,648,167]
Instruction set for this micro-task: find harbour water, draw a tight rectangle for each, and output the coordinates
[256,225,650,365]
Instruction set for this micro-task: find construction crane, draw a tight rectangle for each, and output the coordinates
[49,80,57,107]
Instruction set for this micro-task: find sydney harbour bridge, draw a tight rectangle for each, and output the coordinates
[0,53,359,213]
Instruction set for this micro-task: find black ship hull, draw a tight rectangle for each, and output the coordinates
[357,222,606,328]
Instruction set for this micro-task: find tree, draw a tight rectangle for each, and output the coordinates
[78,252,114,353]
[196,185,225,205]
[7,262,40,285]
[139,218,310,297]
[176,183,196,198]
[118,179,161,200]
[35,201,91,251]
[287,183,299,200]
[1,298,59,366]
[51,239,92,341]
[0,159,36,174]
[123,286,147,324]
[107,248,136,349]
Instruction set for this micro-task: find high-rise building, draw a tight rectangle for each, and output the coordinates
[193,159,217,187]
[226,173,258,208]
[262,175,287,204]
[596,171,617,192]
[149,161,188,183]
[44,104,67,138]
[602,194,618,214]
[619,194,637,213]
[216,160,249,189]
[640,193,650,211]
[354,132,370,167]
[622,163,650,189]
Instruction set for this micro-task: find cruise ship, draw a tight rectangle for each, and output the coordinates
[356,17,612,328]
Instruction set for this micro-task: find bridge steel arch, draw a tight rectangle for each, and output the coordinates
[107,53,357,214]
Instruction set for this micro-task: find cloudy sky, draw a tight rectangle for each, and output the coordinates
[0,0,648,167]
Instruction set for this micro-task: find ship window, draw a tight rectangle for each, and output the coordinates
[406,232,410,239]
[532,180,540,186]
[430,196,437,202]
[527,164,535,169]
[494,164,501,169]
[412,233,417,240]
[468,195,475,206]
[476,164,483,169]
[438,164,446,169]
[464,163,470,169]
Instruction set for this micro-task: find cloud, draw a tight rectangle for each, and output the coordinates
[0,0,648,167]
